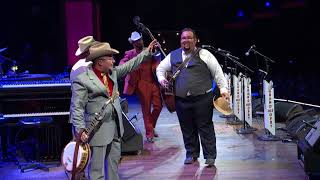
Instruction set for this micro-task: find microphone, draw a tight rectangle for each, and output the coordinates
[245,45,256,56]
[217,48,230,54]
[133,16,141,26]
[201,45,218,52]
[201,45,213,48]
[133,16,146,31]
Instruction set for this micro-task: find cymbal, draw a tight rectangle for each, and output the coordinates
[213,97,233,115]
[0,47,7,53]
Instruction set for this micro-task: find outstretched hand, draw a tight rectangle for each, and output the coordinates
[147,39,158,53]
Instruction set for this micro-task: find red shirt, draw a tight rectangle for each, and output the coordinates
[93,68,113,96]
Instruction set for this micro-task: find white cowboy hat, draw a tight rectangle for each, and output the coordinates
[86,42,119,62]
[128,31,142,43]
[75,36,97,56]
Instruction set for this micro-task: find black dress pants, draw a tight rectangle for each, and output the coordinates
[175,92,216,159]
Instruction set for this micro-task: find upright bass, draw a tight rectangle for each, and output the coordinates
[133,16,176,113]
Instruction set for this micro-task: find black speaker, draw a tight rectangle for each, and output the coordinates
[297,119,320,178]
[305,119,320,152]
[286,113,317,140]
[121,112,143,153]
[121,112,139,142]
[120,98,143,153]
[274,102,303,123]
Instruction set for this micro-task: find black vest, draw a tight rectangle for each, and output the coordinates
[170,48,212,98]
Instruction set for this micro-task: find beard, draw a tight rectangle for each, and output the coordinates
[182,45,192,53]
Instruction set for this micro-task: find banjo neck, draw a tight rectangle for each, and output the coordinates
[84,92,119,137]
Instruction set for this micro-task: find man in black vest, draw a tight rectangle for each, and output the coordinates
[156,28,230,166]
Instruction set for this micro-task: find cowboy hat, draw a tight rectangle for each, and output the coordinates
[213,97,233,115]
[75,36,98,56]
[86,42,119,62]
[128,31,142,43]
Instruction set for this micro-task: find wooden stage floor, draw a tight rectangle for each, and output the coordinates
[0,96,308,180]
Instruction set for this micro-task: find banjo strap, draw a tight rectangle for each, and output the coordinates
[71,141,81,180]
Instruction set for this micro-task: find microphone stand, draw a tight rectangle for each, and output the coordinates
[205,46,242,125]
[219,50,256,133]
[218,54,235,119]
[220,49,256,133]
[250,49,280,141]
[236,68,258,134]
[216,48,243,125]
[205,47,256,132]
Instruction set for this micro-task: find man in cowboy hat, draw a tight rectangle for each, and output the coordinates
[70,39,158,180]
[70,36,98,81]
[120,31,162,143]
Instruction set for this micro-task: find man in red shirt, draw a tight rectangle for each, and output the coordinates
[70,40,158,180]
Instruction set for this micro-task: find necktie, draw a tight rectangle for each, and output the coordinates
[101,73,110,95]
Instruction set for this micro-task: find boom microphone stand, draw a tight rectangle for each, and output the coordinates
[247,46,280,141]
[204,46,255,131]
[219,48,256,133]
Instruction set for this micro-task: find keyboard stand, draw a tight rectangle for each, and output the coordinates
[15,117,60,172]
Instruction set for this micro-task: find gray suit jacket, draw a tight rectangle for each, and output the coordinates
[70,50,151,146]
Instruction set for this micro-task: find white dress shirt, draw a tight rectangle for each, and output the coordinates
[156,48,228,94]
[70,58,92,81]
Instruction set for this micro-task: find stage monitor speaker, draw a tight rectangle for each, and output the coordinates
[274,102,303,123]
[305,119,320,152]
[286,113,318,141]
[120,98,137,141]
[121,112,139,142]
[120,98,143,153]
[121,112,143,153]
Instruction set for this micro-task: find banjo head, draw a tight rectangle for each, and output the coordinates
[61,141,90,172]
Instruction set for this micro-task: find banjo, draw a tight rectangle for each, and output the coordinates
[61,93,119,173]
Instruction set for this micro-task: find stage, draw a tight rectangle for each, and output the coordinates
[0,95,308,180]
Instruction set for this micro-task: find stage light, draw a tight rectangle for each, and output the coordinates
[265,1,271,8]
[237,10,245,17]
